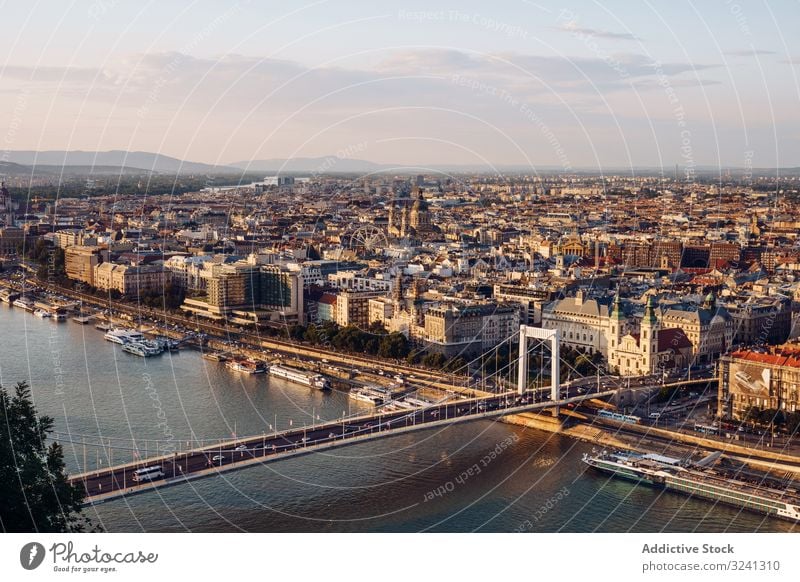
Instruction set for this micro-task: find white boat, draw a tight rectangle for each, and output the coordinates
[34,309,51,318]
[583,450,800,522]
[349,389,384,405]
[122,343,148,357]
[104,328,146,345]
[402,396,433,407]
[122,341,163,357]
[52,312,68,321]
[13,298,34,311]
[226,359,266,374]
[268,364,330,390]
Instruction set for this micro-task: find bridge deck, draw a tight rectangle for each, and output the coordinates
[74,390,615,505]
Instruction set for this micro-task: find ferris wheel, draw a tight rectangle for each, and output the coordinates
[348,224,389,255]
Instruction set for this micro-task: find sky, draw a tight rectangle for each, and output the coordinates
[1,0,799,170]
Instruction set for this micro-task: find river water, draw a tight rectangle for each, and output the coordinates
[0,304,794,533]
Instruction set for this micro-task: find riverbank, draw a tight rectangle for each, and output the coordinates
[504,410,800,477]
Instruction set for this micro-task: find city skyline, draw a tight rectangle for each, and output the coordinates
[2,0,800,169]
[5,0,800,556]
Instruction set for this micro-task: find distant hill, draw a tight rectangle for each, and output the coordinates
[4,151,798,177]
[228,157,387,174]
[0,160,42,175]
[3,150,239,174]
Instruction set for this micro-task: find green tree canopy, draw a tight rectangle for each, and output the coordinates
[0,381,95,532]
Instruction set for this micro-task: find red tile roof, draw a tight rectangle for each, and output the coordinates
[731,347,800,369]
[658,328,693,351]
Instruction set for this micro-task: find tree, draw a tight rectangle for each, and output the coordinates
[574,354,595,376]
[288,324,307,341]
[378,332,410,359]
[303,324,321,344]
[444,356,468,373]
[422,352,447,369]
[741,405,762,428]
[0,381,96,532]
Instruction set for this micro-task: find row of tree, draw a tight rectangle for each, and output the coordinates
[279,321,471,373]
[285,321,412,360]
[741,406,800,435]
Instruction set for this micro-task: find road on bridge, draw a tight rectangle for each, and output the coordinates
[73,389,614,504]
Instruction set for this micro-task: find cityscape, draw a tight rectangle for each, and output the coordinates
[2,2,800,566]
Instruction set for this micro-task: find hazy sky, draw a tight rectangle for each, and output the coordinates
[2,0,799,170]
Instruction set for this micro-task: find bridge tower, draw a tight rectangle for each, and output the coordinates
[517,325,560,413]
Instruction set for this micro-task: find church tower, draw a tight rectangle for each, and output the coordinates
[400,205,408,237]
[640,295,659,374]
[409,188,430,230]
[609,293,625,351]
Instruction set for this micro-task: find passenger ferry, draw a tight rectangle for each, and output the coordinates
[349,388,385,405]
[226,359,266,374]
[583,450,800,522]
[13,297,34,311]
[122,341,164,357]
[104,328,146,345]
[403,396,433,408]
[268,364,330,390]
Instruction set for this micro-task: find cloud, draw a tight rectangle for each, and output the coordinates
[0,48,738,166]
[0,64,106,84]
[556,22,641,41]
[631,77,722,90]
[377,49,718,96]
[1,48,720,114]
[724,49,776,57]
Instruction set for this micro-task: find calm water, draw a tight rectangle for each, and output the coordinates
[0,304,794,533]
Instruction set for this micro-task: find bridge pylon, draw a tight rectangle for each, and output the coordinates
[517,325,560,415]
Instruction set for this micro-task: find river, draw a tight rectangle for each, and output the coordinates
[0,304,794,532]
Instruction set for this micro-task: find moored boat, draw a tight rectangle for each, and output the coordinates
[349,388,384,405]
[226,358,266,374]
[583,450,800,522]
[104,328,146,344]
[268,364,330,390]
[13,297,34,311]
[121,341,164,357]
